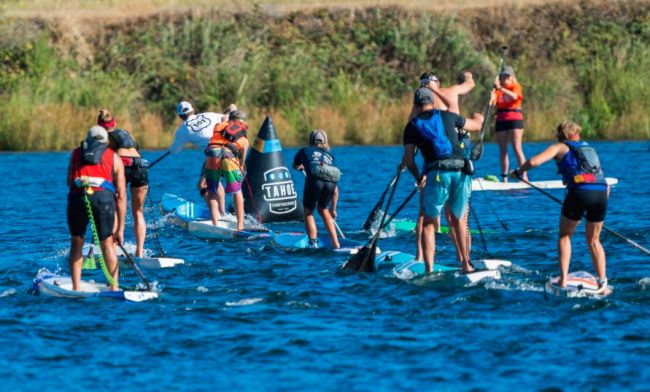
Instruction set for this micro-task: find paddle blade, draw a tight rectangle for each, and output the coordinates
[470,143,484,161]
[82,256,97,270]
[343,239,378,273]
[362,208,381,231]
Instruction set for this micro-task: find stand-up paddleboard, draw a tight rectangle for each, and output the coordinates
[472,177,618,191]
[272,232,374,254]
[32,269,158,302]
[161,193,211,222]
[82,244,185,269]
[384,252,511,283]
[188,220,272,240]
[545,271,612,297]
[392,220,491,235]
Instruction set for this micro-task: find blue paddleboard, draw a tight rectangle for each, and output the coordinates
[272,233,367,254]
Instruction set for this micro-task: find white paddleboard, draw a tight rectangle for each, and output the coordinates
[188,220,272,240]
[392,258,508,283]
[545,271,611,297]
[32,269,158,302]
[82,244,185,269]
[472,177,618,191]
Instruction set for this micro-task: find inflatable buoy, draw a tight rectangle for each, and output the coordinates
[243,116,304,223]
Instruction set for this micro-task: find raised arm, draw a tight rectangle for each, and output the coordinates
[512,143,564,177]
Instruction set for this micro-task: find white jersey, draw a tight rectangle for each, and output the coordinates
[168,112,225,154]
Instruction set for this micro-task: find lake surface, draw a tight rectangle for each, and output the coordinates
[1,142,649,390]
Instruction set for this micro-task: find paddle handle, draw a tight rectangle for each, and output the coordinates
[517,175,650,257]
[117,243,153,291]
[333,220,346,240]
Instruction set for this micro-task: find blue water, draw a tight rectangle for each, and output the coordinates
[1,142,649,390]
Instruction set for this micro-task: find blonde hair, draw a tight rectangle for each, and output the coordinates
[315,142,330,151]
[556,121,582,141]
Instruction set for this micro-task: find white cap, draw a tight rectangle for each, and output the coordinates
[86,125,108,144]
[176,101,194,116]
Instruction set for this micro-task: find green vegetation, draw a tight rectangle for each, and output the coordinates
[0,1,648,150]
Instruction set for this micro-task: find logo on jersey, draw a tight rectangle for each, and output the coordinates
[185,114,212,133]
[261,167,298,214]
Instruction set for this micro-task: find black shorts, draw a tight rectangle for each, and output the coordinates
[67,190,116,240]
[124,164,149,188]
[495,120,525,132]
[303,178,336,211]
[562,188,608,222]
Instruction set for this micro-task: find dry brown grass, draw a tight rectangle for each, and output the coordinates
[2,0,570,20]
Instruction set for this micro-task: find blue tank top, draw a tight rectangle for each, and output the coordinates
[557,141,607,191]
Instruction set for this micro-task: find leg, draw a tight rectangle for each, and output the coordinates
[232,191,245,230]
[318,206,340,249]
[69,236,85,291]
[510,128,528,181]
[422,216,437,273]
[445,204,462,262]
[449,212,471,272]
[100,237,119,290]
[130,185,148,257]
[585,221,606,280]
[415,211,424,261]
[304,208,317,241]
[217,182,226,216]
[206,191,221,225]
[496,130,510,182]
[558,215,580,287]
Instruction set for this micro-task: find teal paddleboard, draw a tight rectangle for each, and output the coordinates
[392,220,491,235]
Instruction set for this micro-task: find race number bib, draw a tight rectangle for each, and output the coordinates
[186,114,212,133]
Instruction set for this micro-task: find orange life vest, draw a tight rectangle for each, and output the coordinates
[208,120,248,152]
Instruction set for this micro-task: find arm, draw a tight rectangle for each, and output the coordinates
[167,127,186,155]
[330,185,339,218]
[462,113,484,132]
[430,83,453,110]
[511,143,563,177]
[112,153,127,244]
[67,154,73,187]
[453,72,475,96]
[494,77,520,101]
[238,137,249,169]
[292,149,304,170]
[403,143,421,183]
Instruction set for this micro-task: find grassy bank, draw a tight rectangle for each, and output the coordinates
[0,0,649,150]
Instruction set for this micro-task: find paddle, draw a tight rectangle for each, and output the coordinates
[471,45,508,161]
[344,181,422,273]
[516,175,650,256]
[116,242,154,291]
[147,151,170,170]
[362,166,403,230]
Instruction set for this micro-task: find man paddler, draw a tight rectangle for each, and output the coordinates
[403,88,484,273]
[67,126,126,291]
[204,110,250,230]
[168,101,236,216]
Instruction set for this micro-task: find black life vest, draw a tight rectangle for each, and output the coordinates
[109,128,138,150]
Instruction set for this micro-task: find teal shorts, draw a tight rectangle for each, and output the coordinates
[422,170,470,219]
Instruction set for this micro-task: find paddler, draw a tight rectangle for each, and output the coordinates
[204,110,250,230]
[407,72,476,262]
[403,87,484,273]
[168,101,236,216]
[292,129,341,249]
[510,121,609,289]
[491,65,527,182]
[97,108,148,257]
[67,126,126,290]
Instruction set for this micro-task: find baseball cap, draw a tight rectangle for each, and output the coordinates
[229,110,247,121]
[87,125,108,144]
[500,66,515,77]
[309,129,328,146]
[176,101,194,116]
[413,87,435,106]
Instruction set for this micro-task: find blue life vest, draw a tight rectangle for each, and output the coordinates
[557,141,607,190]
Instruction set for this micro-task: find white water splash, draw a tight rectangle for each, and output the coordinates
[226,298,263,307]
[637,277,650,290]
[0,288,16,297]
[196,286,209,293]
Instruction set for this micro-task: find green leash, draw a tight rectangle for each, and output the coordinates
[82,243,97,270]
[83,188,116,286]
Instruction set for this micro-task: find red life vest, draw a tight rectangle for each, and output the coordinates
[208,120,248,152]
[69,147,116,194]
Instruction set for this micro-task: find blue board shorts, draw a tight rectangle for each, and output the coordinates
[422,170,470,219]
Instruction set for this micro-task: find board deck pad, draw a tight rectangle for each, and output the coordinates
[272,232,369,254]
[545,271,611,297]
[472,177,617,191]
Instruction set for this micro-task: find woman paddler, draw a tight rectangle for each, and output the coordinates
[510,121,609,290]
[292,130,341,249]
[98,109,148,257]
